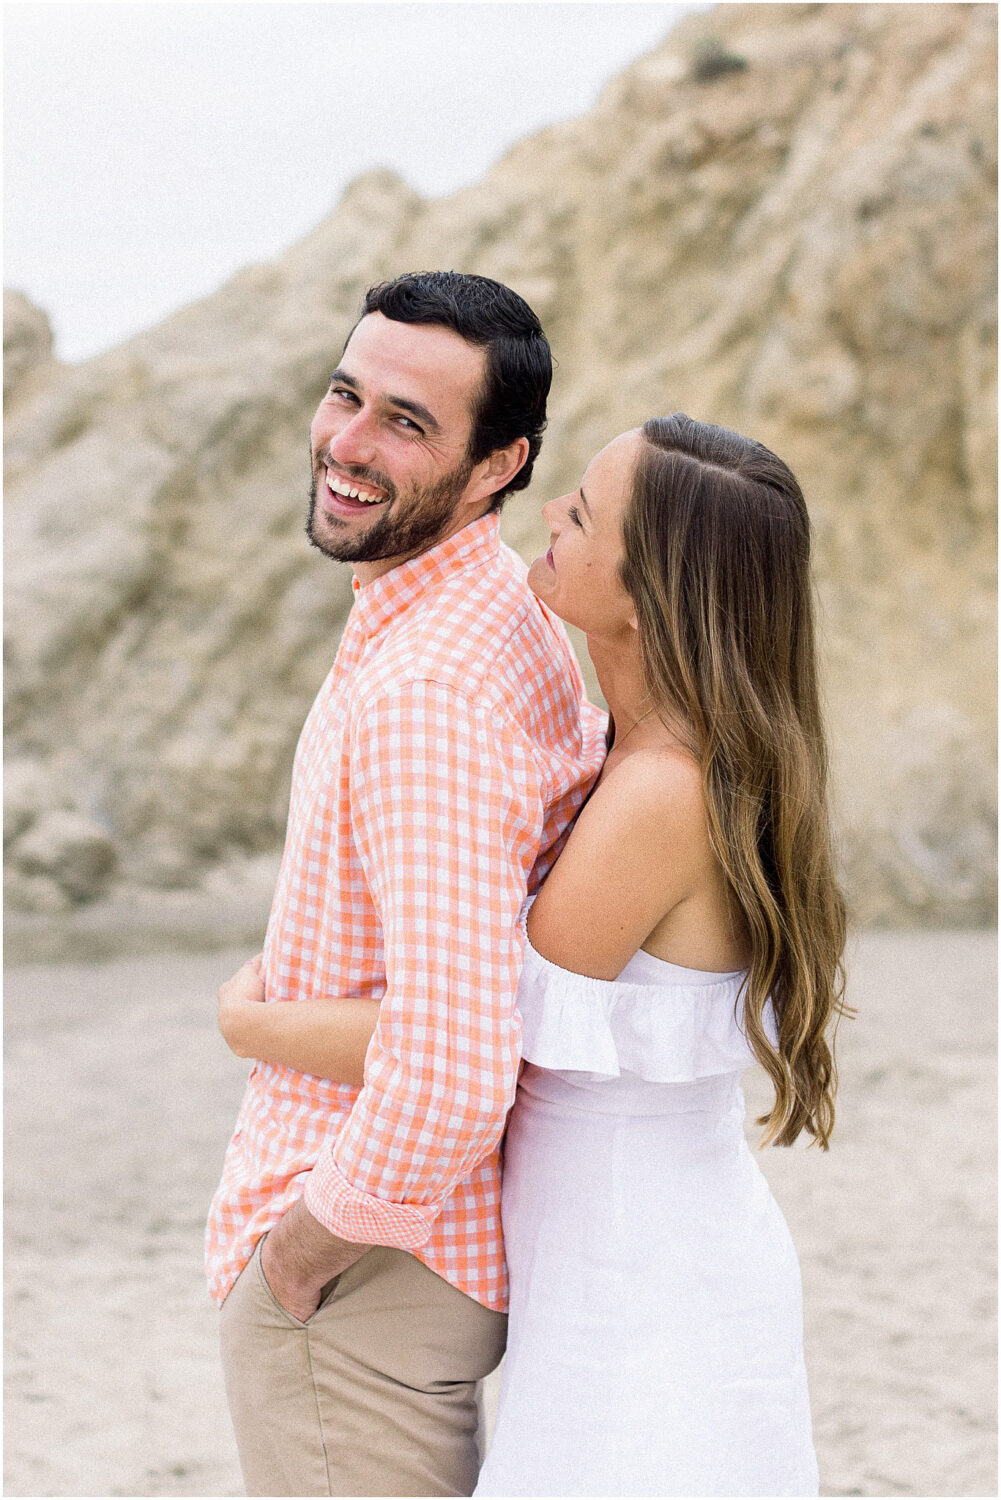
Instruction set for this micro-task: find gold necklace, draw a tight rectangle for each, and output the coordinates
[611,707,656,750]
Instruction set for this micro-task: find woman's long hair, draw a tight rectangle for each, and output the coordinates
[621,414,848,1148]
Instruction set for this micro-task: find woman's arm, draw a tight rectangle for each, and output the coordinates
[527,747,708,978]
[217,957,380,1088]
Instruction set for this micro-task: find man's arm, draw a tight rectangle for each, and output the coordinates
[215,972,380,1320]
[264,679,542,1304]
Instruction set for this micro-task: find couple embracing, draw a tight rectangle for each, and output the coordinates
[206,270,846,1498]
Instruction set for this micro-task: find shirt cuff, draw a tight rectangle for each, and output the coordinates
[303,1152,442,1250]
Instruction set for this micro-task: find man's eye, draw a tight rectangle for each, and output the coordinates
[329,385,358,403]
[394,415,423,434]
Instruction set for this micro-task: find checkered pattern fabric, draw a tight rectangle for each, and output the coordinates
[205,514,606,1310]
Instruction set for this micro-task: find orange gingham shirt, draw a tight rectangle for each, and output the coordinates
[205,513,606,1311]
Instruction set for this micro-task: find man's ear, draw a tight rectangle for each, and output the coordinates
[474,437,531,502]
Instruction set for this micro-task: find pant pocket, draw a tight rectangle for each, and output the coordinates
[253,1233,340,1328]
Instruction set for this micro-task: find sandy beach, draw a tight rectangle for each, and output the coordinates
[4,929,996,1498]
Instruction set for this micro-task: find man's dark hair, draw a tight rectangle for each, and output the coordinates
[361,270,552,508]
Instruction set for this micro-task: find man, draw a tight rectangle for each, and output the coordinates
[206,271,606,1497]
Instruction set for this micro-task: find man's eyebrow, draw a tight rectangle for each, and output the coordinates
[329,366,358,389]
[385,394,442,434]
[578,486,593,520]
[328,367,442,435]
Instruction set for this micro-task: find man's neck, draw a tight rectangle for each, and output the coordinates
[351,503,494,588]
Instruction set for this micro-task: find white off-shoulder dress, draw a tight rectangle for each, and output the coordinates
[474,929,819,1499]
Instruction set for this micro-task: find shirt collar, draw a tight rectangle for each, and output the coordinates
[351,512,502,638]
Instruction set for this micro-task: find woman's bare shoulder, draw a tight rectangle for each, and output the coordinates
[588,743,707,846]
[529,744,711,978]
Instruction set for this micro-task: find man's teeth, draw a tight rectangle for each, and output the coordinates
[326,472,383,504]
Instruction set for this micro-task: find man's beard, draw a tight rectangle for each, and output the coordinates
[306,451,475,565]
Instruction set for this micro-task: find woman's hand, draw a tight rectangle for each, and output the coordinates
[217,953,267,1059]
[215,962,381,1086]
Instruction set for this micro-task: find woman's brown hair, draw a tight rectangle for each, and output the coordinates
[621,414,848,1147]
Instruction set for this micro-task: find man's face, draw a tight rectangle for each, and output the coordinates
[307,312,488,581]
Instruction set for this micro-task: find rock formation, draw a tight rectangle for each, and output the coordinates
[3,289,56,406]
[4,3,996,935]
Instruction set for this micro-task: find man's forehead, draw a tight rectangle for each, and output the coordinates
[342,312,485,406]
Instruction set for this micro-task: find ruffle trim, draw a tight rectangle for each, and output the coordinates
[517,936,774,1082]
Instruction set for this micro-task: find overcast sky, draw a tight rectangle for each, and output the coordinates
[4,2,708,362]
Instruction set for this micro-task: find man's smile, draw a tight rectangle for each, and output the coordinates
[323,464,389,515]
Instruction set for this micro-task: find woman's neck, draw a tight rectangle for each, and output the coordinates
[586,632,651,743]
[587,631,692,754]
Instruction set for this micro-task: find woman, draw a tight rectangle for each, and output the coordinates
[219,414,847,1497]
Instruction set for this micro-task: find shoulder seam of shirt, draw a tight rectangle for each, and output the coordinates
[350,673,519,727]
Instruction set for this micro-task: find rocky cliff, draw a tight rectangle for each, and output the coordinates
[5,2,996,937]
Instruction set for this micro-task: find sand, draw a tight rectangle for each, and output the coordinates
[4,929,996,1498]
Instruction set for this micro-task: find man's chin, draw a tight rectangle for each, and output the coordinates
[307,502,380,563]
[305,470,468,567]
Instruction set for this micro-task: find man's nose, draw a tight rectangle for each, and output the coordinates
[327,410,378,468]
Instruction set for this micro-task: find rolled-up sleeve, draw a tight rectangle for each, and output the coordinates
[303,678,544,1247]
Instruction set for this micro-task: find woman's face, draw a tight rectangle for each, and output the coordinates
[528,428,643,638]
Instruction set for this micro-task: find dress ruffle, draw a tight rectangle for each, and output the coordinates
[517,934,774,1082]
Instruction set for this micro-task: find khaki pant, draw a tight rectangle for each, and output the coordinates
[220,1236,507,1497]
